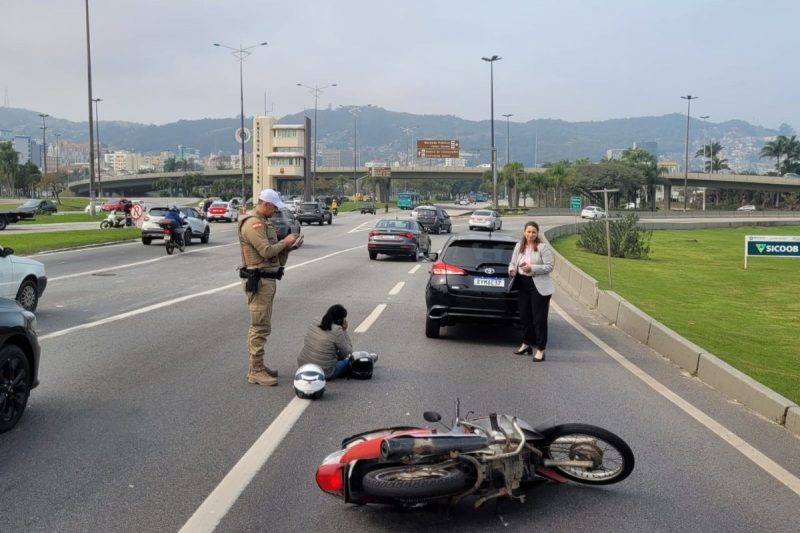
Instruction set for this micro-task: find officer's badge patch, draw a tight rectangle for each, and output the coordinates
[251,222,263,229]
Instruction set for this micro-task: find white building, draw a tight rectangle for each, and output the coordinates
[252,115,309,198]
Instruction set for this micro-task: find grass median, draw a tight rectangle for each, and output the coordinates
[550,225,800,405]
[1,229,140,255]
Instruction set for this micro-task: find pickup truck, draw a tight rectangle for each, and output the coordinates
[0,208,35,230]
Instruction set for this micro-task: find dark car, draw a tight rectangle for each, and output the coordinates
[17,199,57,215]
[271,208,301,239]
[415,205,452,234]
[296,202,333,225]
[0,297,40,433]
[360,203,376,214]
[368,218,431,261]
[425,233,519,338]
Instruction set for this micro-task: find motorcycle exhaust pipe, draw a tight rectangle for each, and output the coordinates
[381,435,490,461]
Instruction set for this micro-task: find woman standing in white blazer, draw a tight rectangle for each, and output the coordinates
[508,221,554,362]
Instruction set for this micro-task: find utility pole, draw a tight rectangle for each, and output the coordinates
[592,187,619,289]
[39,113,49,175]
[681,94,698,211]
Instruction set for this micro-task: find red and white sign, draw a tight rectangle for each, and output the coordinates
[131,203,144,220]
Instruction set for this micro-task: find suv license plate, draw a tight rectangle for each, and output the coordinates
[474,277,504,287]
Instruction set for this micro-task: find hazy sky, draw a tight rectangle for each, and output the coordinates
[2,0,798,130]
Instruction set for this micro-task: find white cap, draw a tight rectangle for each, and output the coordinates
[258,189,285,209]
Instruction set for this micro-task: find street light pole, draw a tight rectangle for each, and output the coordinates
[84,0,96,214]
[681,94,698,211]
[38,113,49,175]
[502,113,513,165]
[92,98,102,195]
[482,55,501,209]
[340,105,368,202]
[401,126,418,166]
[297,83,336,198]
[215,41,267,204]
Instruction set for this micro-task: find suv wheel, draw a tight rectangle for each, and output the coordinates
[142,237,152,245]
[201,227,210,244]
[369,251,377,260]
[184,228,192,245]
[425,316,440,339]
[0,345,31,433]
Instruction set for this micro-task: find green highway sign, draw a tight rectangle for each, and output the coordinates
[744,235,800,268]
[570,196,582,209]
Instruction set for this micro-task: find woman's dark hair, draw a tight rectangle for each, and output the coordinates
[518,221,541,251]
[320,304,348,330]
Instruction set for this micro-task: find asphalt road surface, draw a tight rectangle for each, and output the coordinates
[2,211,799,532]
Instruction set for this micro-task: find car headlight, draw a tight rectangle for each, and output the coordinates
[21,309,38,332]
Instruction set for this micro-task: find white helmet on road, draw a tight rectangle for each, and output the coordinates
[294,364,326,400]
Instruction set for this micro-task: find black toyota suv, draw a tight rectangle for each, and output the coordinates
[0,297,41,433]
[296,202,333,225]
[415,205,452,234]
[425,233,519,338]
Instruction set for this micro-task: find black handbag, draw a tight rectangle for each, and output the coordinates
[505,274,518,294]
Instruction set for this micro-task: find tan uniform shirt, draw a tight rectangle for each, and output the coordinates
[239,212,289,271]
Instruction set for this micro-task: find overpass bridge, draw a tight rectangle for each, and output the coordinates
[66,167,800,197]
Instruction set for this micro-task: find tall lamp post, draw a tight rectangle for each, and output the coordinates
[84,0,96,213]
[502,113,513,165]
[92,98,102,195]
[297,82,336,198]
[340,105,370,202]
[214,41,267,204]
[700,115,710,173]
[38,113,49,175]
[681,94,698,211]
[482,55,501,209]
[401,126,418,166]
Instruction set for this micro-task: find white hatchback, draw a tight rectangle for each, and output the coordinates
[0,246,47,312]
[581,206,607,219]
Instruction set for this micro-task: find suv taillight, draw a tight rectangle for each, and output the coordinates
[431,260,465,275]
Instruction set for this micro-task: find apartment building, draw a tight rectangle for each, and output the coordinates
[252,115,310,198]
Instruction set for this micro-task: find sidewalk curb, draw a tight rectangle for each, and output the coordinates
[544,221,799,437]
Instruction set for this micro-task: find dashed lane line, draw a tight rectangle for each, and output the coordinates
[353,303,387,334]
[408,265,421,274]
[388,282,405,296]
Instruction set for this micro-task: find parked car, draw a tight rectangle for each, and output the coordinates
[206,201,240,222]
[360,203,376,214]
[140,206,210,245]
[0,297,40,433]
[468,209,502,231]
[100,198,132,212]
[296,202,332,225]
[415,205,452,234]
[0,246,47,312]
[271,207,301,240]
[581,206,607,219]
[425,233,519,338]
[368,218,431,261]
[737,205,757,211]
[17,199,57,215]
[457,199,470,206]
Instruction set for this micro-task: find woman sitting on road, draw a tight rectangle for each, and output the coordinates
[297,304,353,380]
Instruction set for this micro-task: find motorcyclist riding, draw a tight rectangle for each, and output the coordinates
[163,205,188,250]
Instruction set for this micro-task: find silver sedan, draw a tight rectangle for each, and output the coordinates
[468,209,502,231]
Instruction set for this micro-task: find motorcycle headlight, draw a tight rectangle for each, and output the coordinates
[21,309,38,332]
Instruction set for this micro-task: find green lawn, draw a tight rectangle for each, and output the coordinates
[19,213,108,224]
[551,226,800,404]
[0,229,140,255]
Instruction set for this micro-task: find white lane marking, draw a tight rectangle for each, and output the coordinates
[178,397,310,533]
[40,244,365,341]
[388,282,405,296]
[347,220,377,234]
[408,265,421,274]
[551,301,800,498]
[354,303,386,333]
[48,243,239,281]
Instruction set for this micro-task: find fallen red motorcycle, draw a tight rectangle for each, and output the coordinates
[316,401,634,509]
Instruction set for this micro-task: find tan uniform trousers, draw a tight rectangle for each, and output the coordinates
[246,277,276,372]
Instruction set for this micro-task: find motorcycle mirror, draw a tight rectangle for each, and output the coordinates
[423,411,441,423]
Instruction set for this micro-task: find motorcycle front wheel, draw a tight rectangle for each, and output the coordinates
[361,464,466,499]
[100,221,110,229]
[541,424,634,485]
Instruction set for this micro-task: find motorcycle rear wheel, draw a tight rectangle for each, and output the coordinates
[541,423,634,485]
[165,241,175,255]
[362,465,466,499]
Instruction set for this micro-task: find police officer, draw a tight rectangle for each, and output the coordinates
[239,189,300,386]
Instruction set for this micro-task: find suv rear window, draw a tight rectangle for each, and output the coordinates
[149,208,169,216]
[300,203,319,209]
[442,240,515,268]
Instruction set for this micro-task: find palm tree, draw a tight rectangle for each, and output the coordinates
[760,135,791,174]
[694,142,730,172]
[0,141,19,195]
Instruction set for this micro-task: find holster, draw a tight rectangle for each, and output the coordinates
[239,267,285,292]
